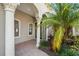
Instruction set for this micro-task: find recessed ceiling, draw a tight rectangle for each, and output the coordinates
[17,3,38,17]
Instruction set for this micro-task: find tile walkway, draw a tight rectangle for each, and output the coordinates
[15,40,48,56]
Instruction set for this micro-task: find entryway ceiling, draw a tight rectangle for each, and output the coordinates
[17,3,38,17]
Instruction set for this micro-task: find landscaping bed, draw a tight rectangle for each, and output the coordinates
[39,40,58,56]
[39,38,79,56]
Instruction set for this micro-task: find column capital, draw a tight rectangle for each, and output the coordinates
[35,15,42,22]
[3,3,19,12]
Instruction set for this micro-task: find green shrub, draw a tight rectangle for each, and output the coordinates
[40,40,48,48]
[74,36,79,48]
[58,44,79,56]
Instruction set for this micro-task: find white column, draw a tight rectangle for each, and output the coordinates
[46,28,48,41]
[36,18,41,47]
[72,27,76,36]
[4,3,18,56]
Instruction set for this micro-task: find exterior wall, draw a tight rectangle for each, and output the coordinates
[0,4,5,56]
[15,10,36,44]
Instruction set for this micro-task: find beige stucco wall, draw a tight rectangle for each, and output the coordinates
[15,10,36,44]
[0,4,5,56]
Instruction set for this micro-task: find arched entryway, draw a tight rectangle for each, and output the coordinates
[3,3,49,56]
[14,3,48,56]
[14,3,38,45]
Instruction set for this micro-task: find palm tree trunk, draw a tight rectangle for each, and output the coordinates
[51,26,65,52]
[63,27,72,41]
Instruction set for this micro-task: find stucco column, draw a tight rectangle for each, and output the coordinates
[36,17,41,47]
[46,28,48,41]
[4,3,18,56]
[72,27,76,36]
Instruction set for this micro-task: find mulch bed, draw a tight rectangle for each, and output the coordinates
[39,47,58,56]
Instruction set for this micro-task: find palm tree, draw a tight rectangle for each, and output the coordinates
[41,3,79,52]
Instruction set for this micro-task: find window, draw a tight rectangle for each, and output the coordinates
[14,20,20,37]
[29,24,33,35]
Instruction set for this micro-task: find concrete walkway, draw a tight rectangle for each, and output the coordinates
[15,40,48,56]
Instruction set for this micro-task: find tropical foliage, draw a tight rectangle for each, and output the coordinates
[41,3,79,52]
[58,45,79,56]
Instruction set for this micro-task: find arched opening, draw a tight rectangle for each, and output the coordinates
[3,3,48,56]
[14,3,39,56]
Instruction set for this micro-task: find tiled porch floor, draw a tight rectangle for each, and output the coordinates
[15,40,48,56]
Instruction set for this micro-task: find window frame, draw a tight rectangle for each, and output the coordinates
[28,23,33,36]
[14,18,21,38]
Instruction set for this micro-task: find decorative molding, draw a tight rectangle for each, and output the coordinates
[34,3,49,19]
[36,16,41,22]
[3,3,19,12]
